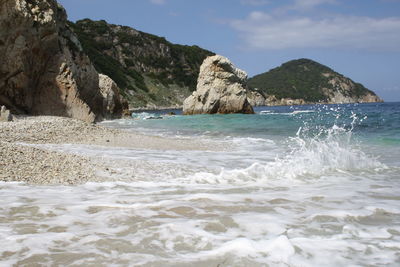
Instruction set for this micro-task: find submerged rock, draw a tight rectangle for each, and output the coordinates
[0,0,122,122]
[183,55,254,115]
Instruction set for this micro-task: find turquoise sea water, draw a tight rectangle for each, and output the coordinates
[132,103,400,143]
[127,102,400,166]
[1,102,399,266]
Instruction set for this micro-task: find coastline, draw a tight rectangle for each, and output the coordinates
[130,99,385,113]
[0,116,226,185]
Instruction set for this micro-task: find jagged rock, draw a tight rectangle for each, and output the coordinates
[0,0,122,122]
[0,106,13,122]
[98,74,123,118]
[247,91,309,106]
[247,90,267,106]
[183,55,254,115]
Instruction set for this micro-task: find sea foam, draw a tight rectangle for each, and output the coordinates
[186,123,386,185]
[2,104,399,266]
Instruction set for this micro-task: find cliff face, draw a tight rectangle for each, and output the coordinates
[0,0,122,122]
[69,19,214,109]
[248,59,382,106]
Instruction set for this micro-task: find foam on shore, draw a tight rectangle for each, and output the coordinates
[0,116,226,184]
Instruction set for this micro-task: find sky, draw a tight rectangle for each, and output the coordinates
[58,0,400,101]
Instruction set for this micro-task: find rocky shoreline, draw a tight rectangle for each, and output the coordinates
[0,116,224,185]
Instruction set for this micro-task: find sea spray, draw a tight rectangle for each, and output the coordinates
[185,109,386,185]
[186,127,385,185]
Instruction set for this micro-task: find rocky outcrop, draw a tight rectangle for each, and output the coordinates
[321,72,383,104]
[98,74,124,118]
[0,106,13,121]
[359,93,382,103]
[183,55,254,115]
[247,91,308,106]
[0,0,122,122]
[247,90,267,107]
[248,88,381,107]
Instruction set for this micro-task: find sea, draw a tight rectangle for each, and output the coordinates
[1,102,399,266]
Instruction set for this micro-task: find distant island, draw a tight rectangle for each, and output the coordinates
[247,59,382,106]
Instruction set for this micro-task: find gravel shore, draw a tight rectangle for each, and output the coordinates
[0,116,222,185]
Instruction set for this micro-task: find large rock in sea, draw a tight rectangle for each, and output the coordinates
[98,74,125,118]
[183,55,254,115]
[0,0,122,122]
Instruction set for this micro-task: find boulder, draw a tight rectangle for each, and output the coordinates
[183,55,254,115]
[0,106,12,122]
[0,0,122,122]
[98,74,123,118]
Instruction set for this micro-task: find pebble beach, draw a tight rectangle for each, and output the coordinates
[0,116,221,185]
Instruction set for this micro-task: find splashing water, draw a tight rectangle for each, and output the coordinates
[186,117,386,185]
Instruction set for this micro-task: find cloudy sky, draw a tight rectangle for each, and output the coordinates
[58,0,400,101]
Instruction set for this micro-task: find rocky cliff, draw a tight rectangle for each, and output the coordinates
[183,55,254,115]
[248,59,382,106]
[0,0,122,122]
[68,19,214,109]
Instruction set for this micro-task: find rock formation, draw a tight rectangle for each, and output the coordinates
[247,91,308,106]
[0,106,12,122]
[0,0,122,122]
[183,55,254,115]
[322,72,382,104]
[98,74,124,118]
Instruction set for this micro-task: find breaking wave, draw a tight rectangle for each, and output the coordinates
[186,122,386,185]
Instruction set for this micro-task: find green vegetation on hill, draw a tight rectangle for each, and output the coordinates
[248,58,376,102]
[68,19,214,107]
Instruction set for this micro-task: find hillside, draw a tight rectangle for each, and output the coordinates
[68,19,214,108]
[248,59,382,105]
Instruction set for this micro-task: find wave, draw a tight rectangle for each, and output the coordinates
[186,124,387,185]
[259,110,315,116]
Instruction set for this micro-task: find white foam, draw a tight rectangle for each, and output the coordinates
[1,109,398,266]
[259,110,315,116]
[185,125,386,185]
[1,169,399,266]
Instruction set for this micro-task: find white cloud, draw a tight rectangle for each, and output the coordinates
[230,11,400,50]
[240,0,270,6]
[149,0,166,5]
[292,0,336,10]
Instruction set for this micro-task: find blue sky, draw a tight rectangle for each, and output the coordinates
[58,0,400,101]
